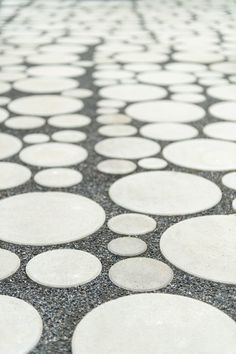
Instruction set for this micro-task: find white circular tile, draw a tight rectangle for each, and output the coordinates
[97,99,125,109]
[108,213,156,235]
[95,137,160,159]
[0,72,25,82]
[140,122,198,141]
[27,65,85,78]
[0,133,22,159]
[209,101,236,121]
[20,142,87,167]
[114,52,168,63]
[98,124,137,137]
[0,192,105,245]
[97,159,136,175]
[63,88,92,98]
[48,114,91,128]
[161,215,236,284]
[169,84,203,93]
[52,130,86,143]
[0,55,23,66]
[0,81,11,94]
[173,51,224,64]
[0,295,42,354]
[23,133,49,144]
[126,100,205,123]
[93,70,134,80]
[96,107,119,115]
[222,172,236,190]
[163,138,236,171]
[13,77,78,93]
[138,71,195,86]
[0,108,9,123]
[5,116,45,130]
[108,237,147,257]
[9,95,83,117]
[166,62,207,72]
[0,162,31,189]
[0,97,10,106]
[72,293,236,354]
[109,257,173,291]
[99,84,167,102]
[26,249,101,288]
[172,93,206,103]
[0,249,20,280]
[109,171,221,215]
[138,157,168,169]
[207,85,236,100]
[27,53,78,65]
[124,63,161,72]
[204,122,236,141]
[97,114,131,125]
[34,168,82,188]
[210,62,236,74]
[40,44,87,54]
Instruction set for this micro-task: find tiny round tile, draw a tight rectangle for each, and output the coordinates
[138,157,168,169]
[23,133,49,144]
[109,257,173,291]
[204,122,236,141]
[26,249,102,288]
[48,114,91,128]
[0,249,20,280]
[222,172,236,190]
[52,130,86,143]
[95,137,160,159]
[108,213,156,235]
[0,295,42,354]
[97,159,136,175]
[0,133,22,160]
[97,114,131,125]
[34,168,82,188]
[207,85,236,100]
[160,215,236,284]
[108,237,147,257]
[98,124,137,137]
[20,142,87,167]
[0,162,31,189]
[0,192,105,245]
[109,171,221,215]
[209,101,236,121]
[13,77,78,94]
[5,116,45,130]
[72,293,236,354]
[140,122,198,141]
[9,95,83,117]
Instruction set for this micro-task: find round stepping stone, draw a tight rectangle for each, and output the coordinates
[98,124,137,137]
[124,63,161,72]
[72,293,236,354]
[171,93,206,103]
[108,237,147,257]
[161,215,236,284]
[109,258,173,291]
[138,71,195,86]
[93,70,134,80]
[63,88,92,98]
[138,157,168,169]
[5,116,45,130]
[108,213,156,235]
[126,100,205,123]
[173,51,224,63]
[48,114,91,128]
[97,159,136,175]
[0,192,105,245]
[0,249,20,280]
[0,81,11,94]
[13,77,78,93]
[27,65,85,77]
[208,85,236,100]
[209,101,236,121]
[0,72,25,82]
[222,172,236,190]
[0,108,9,123]
[95,137,160,160]
[34,168,82,188]
[52,130,86,143]
[9,95,83,117]
[163,138,236,171]
[169,84,203,93]
[97,114,131,125]
[97,99,125,108]
[114,52,168,63]
[96,108,118,115]
[166,62,207,72]
[204,122,236,141]
[210,62,236,74]
[27,53,78,65]
[0,133,22,160]
[26,249,102,288]
[40,44,87,54]
[0,162,31,189]
[200,78,228,86]
[109,171,221,215]
[99,84,167,102]
[20,142,87,167]
[140,123,198,141]
[23,133,49,144]
[0,97,10,106]
[0,55,23,66]
[0,295,43,354]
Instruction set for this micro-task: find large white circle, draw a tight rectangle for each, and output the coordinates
[108,213,156,235]
[126,100,205,123]
[72,293,236,354]
[95,137,160,159]
[5,116,45,130]
[160,215,236,284]
[140,123,198,141]
[20,142,87,167]
[0,162,31,190]
[26,249,102,288]
[0,295,43,354]
[109,171,221,215]
[9,95,83,117]
[207,85,236,100]
[13,77,78,93]
[0,133,22,160]
[0,249,20,280]
[138,71,195,86]
[209,101,236,121]
[0,192,105,245]
[163,138,236,171]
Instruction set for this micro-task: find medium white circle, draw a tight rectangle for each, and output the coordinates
[13,77,78,93]
[98,124,137,137]
[0,133,22,160]
[208,85,236,100]
[138,157,168,169]
[5,116,45,130]
[0,162,31,189]
[138,71,195,86]
[204,122,236,141]
[222,172,236,190]
[97,159,136,175]
[27,65,85,78]
[108,213,156,235]
[97,114,131,125]
[108,237,147,256]
[52,130,86,143]
[34,168,82,187]
[0,249,20,280]
[48,114,90,128]
[209,101,236,121]
[140,123,198,141]
[23,133,49,144]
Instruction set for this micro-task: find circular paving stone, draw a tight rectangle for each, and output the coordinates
[9,95,83,117]
[138,71,195,86]
[23,133,49,144]
[34,168,82,188]
[52,130,86,143]
[0,97,10,106]
[109,257,173,291]
[0,249,20,280]
[0,162,31,189]
[63,88,92,98]
[169,84,203,93]
[0,192,105,245]
[27,53,78,65]
[0,72,26,82]
[203,122,236,141]
[5,116,45,130]
[171,93,206,103]
[0,295,43,354]
[160,215,236,284]
[138,157,168,169]
[166,62,207,72]
[163,138,236,171]
[27,65,85,77]
[209,101,236,121]
[13,77,78,93]
[140,123,198,141]
[97,99,125,108]
[222,172,236,190]
[0,55,23,66]
[97,114,131,125]
[126,100,205,123]
[98,124,137,137]
[99,84,167,102]
[173,51,224,63]
[0,108,9,123]
[207,85,236,100]
[95,137,160,159]
[20,142,87,167]
[114,52,168,63]
[210,62,236,74]
[97,159,136,175]
[108,237,147,256]
[0,133,22,160]
[72,293,236,354]
[48,114,91,128]
[108,213,156,235]
[26,249,102,288]
[109,171,221,215]
[0,81,11,94]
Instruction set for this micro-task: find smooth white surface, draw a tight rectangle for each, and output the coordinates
[138,71,195,85]
[27,65,85,77]
[108,213,156,235]
[34,168,82,188]
[108,237,147,256]
[52,130,86,143]
[209,101,236,121]
[0,133,22,160]
[97,114,131,125]
[138,157,168,169]
[5,116,45,130]
[13,77,78,93]
[222,172,236,190]
[48,114,91,128]
[98,124,137,137]
[140,122,198,141]
[208,85,236,100]
[97,159,136,174]
[0,162,31,190]
[0,249,20,280]
[23,134,49,144]
[0,108,9,123]
[204,122,236,141]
